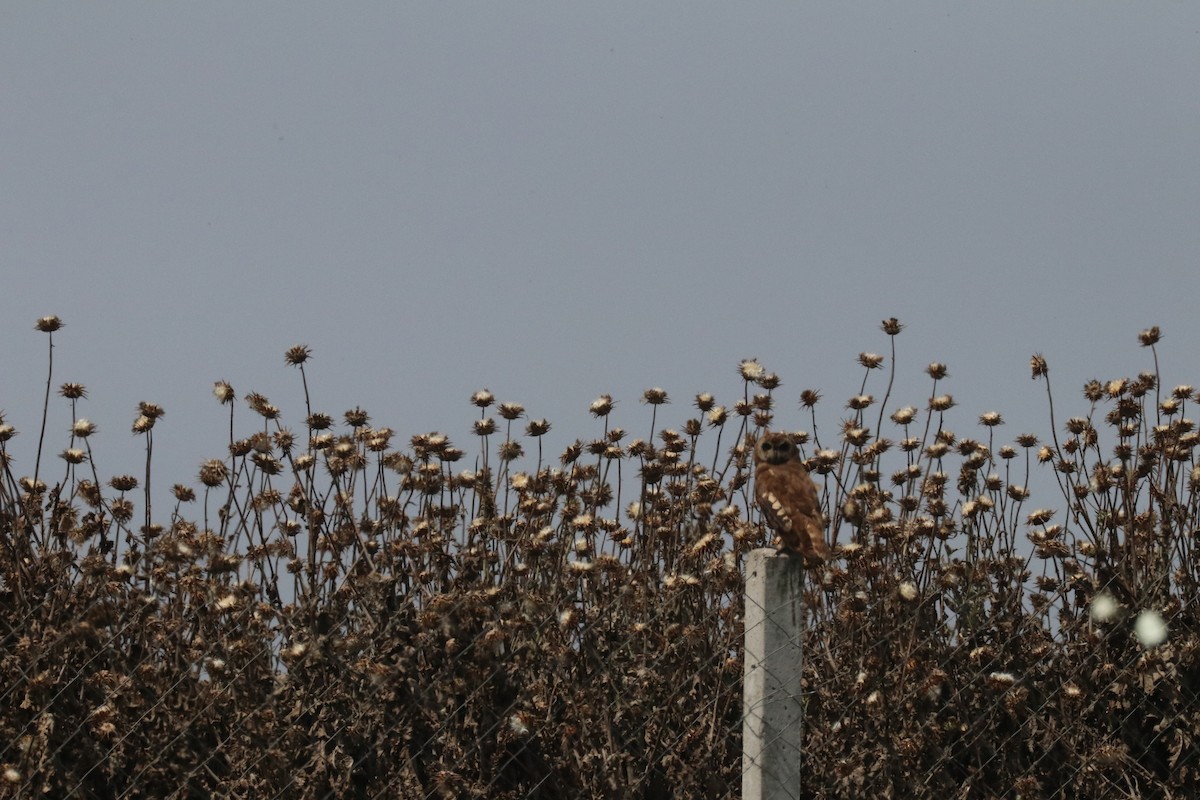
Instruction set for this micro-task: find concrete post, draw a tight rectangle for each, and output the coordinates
[742,548,805,800]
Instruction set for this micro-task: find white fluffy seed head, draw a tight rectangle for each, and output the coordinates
[1135,610,1168,648]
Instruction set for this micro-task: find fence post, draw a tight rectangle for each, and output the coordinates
[742,547,804,800]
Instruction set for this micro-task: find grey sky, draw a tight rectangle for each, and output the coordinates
[3,4,1199,502]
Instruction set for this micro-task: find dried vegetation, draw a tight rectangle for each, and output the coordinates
[1,316,1198,798]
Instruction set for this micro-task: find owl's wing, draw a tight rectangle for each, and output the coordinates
[756,467,828,562]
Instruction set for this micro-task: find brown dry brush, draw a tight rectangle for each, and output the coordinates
[0,317,1198,798]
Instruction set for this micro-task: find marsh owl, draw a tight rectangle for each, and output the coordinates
[753,432,830,565]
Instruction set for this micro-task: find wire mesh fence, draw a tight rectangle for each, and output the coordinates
[2,317,1199,798]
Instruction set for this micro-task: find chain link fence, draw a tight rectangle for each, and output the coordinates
[2,320,1198,798]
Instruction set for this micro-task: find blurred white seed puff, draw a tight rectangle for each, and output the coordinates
[1090,593,1119,623]
[1135,610,1168,648]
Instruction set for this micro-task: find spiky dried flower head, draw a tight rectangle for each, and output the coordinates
[847,394,874,410]
[757,372,781,390]
[132,415,154,434]
[978,411,1004,427]
[1106,378,1128,398]
[56,382,88,401]
[694,392,715,412]
[929,394,955,412]
[60,448,87,465]
[843,425,871,446]
[138,401,165,420]
[738,359,765,382]
[110,474,138,491]
[19,477,46,493]
[641,387,669,405]
[253,453,284,474]
[471,389,495,408]
[525,419,551,437]
[560,439,583,464]
[344,407,370,427]
[474,418,497,436]
[173,484,196,502]
[110,497,134,522]
[589,394,614,417]
[858,352,885,369]
[71,418,97,438]
[275,428,297,453]
[35,315,63,332]
[751,393,774,412]
[212,381,235,404]
[890,406,917,426]
[1026,508,1055,525]
[304,412,332,430]
[1030,354,1048,379]
[707,405,728,427]
[926,362,949,380]
[1064,417,1089,435]
[1138,326,1162,347]
[284,344,312,366]
[987,672,1017,689]
[498,402,525,420]
[1007,484,1030,500]
[813,449,840,472]
[800,389,821,408]
[199,459,229,488]
[881,317,903,335]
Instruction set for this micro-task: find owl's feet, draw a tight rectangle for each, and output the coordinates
[775,544,827,569]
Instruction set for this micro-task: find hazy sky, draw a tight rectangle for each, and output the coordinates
[3,4,1199,506]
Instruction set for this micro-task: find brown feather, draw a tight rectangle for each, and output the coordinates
[753,432,830,565]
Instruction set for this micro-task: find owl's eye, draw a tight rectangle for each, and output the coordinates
[776,440,791,453]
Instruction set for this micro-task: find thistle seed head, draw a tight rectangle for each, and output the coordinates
[213,381,235,404]
[858,352,885,369]
[284,344,312,366]
[738,359,765,382]
[35,315,63,333]
[588,394,614,417]
[498,402,525,420]
[641,387,669,405]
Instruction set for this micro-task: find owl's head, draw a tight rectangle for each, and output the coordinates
[753,431,800,466]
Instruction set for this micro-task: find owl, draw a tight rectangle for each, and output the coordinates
[753,432,830,565]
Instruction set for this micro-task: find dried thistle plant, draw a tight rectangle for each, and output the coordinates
[2,319,1199,798]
